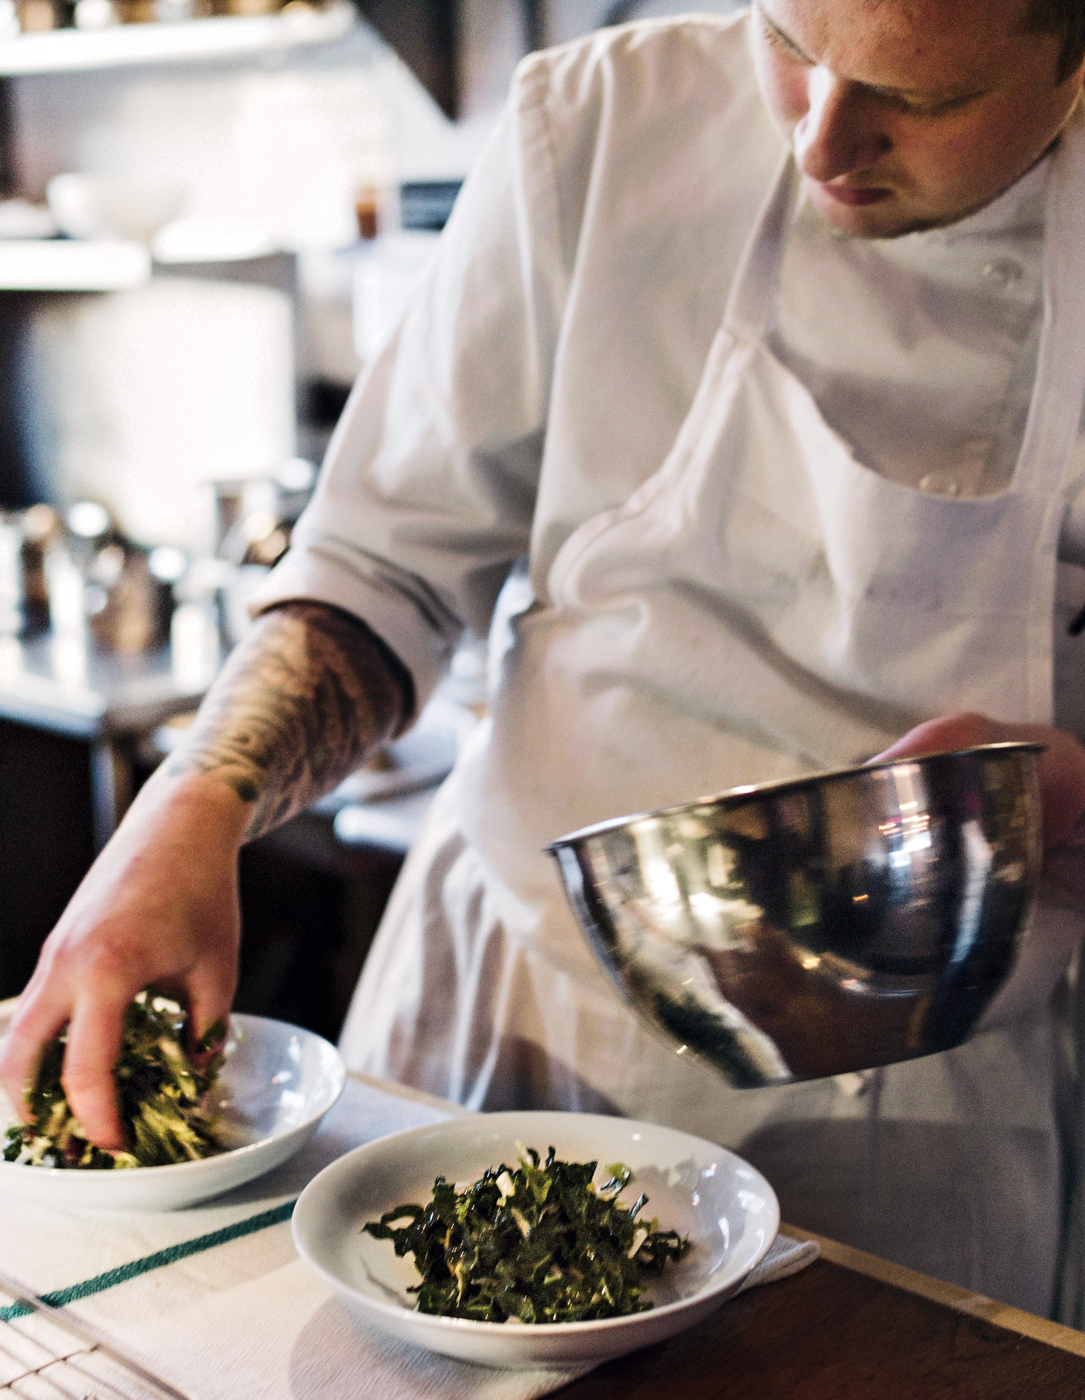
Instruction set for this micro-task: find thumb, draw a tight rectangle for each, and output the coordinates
[182,958,238,1061]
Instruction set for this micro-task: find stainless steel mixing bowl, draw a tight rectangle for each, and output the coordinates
[547,743,1043,1086]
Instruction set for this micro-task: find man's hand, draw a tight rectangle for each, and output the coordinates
[873,712,1085,899]
[0,601,411,1150]
[0,771,247,1150]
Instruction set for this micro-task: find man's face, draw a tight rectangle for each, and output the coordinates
[751,0,1085,237]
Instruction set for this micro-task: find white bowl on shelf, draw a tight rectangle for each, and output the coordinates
[46,172,186,245]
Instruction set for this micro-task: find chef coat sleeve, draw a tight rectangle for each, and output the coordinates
[249,63,567,720]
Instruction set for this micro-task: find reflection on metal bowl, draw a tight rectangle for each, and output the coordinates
[548,743,1043,1087]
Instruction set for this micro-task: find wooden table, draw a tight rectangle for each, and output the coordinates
[554,1228,1085,1399]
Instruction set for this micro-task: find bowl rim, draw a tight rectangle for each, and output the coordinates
[545,740,1044,851]
[0,1012,345,1183]
[291,1108,780,1341]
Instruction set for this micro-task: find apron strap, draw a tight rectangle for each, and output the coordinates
[1017,106,1085,499]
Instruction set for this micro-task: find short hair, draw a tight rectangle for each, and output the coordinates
[1024,0,1085,82]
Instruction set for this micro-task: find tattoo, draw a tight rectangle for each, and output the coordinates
[165,601,410,840]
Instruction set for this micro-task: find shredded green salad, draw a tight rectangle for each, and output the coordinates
[3,991,227,1170]
[363,1144,689,1323]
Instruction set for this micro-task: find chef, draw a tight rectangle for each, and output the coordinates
[6,0,1085,1323]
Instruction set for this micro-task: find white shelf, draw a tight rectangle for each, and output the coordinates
[0,1,354,75]
[0,238,150,289]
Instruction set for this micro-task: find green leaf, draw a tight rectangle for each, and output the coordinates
[362,1146,689,1323]
[3,990,227,1171]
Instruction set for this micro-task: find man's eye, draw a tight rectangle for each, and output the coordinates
[760,16,808,62]
[887,91,978,117]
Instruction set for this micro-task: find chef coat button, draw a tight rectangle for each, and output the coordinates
[981,257,1023,289]
[919,471,961,496]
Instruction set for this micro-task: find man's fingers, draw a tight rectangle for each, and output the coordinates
[2,962,234,1152]
[184,963,238,1060]
[871,712,1085,853]
[0,995,70,1124]
[61,994,132,1151]
[871,713,1002,764]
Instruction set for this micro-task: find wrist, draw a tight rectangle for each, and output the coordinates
[123,761,254,849]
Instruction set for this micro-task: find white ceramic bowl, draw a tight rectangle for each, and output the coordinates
[46,173,186,244]
[0,1014,345,1211]
[292,1110,778,1369]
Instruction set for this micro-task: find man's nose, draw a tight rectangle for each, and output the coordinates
[793,69,890,182]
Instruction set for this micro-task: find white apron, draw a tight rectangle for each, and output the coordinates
[345,119,1085,1315]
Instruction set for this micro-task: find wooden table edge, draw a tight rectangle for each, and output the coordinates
[347,1067,475,1116]
[781,1222,1085,1358]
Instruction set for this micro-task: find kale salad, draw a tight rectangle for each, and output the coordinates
[3,991,227,1170]
[363,1144,689,1323]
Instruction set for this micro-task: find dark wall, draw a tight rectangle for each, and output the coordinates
[0,721,96,999]
[0,736,402,1045]
[0,78,14,197]
[0,295,44,510]
[356,0,459,117]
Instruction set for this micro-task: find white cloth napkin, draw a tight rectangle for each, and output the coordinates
[0,1069,818,1400]
[739,1232,820,1291]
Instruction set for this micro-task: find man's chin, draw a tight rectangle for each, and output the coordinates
[806,184,918,239]
[804,181,936,239]
[802,177,1017,240]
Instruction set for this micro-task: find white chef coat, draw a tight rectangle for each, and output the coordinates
[770,160,1048,498]
[253,13,1085,1319]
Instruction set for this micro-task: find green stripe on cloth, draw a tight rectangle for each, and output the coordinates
[0,1198,297,1322]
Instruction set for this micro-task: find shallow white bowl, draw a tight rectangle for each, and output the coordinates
[0,1014,345,1212]
[46,173,186,244]
[292,1110,778,1369]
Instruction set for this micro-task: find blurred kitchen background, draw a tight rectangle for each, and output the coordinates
[0,0,741,1037]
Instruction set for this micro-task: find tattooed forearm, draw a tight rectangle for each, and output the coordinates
[165,601,410,840]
